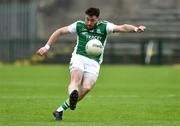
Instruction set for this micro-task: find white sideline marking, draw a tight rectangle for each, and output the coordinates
[88,94,177,98]
[0,94,177,99]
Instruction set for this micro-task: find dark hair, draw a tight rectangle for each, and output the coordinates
[85,7,100,17]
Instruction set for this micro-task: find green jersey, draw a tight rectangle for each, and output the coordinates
[68,20,115,64]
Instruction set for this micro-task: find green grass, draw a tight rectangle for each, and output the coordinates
[0,64,180,125]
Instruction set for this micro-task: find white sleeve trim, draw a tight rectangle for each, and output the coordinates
[106,22,116,34]
[68,22,77,33]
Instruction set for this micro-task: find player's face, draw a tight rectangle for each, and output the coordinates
[85,15,99,30]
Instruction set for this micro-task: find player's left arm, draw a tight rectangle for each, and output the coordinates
[113,24,146,33]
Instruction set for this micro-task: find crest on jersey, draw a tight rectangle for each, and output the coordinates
[97,29,101,34]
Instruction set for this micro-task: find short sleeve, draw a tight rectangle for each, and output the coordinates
[106,22,116,34]
[68,22,77,33]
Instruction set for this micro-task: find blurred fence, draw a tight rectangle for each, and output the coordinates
[35,38,180,65]
[0,0,37,62]
[0,0,180,64]
[0,37,180,65]
[104,38,180,64]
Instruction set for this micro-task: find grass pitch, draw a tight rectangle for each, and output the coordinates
[0,64,180,125]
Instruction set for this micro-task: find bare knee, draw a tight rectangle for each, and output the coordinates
[81,78,95,92]
[82,85,93,92]
[78,84,92,101]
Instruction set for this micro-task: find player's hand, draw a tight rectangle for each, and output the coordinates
[37,46,49,56]
[136,26,146,33]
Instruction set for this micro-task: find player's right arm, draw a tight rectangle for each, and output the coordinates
[37,26,70,56]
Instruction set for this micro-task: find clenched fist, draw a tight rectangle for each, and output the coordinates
[37,44,50,56]
[136,26,146,33]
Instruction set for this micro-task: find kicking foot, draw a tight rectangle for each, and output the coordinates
[69,90,79,110]
[53,111,63,121]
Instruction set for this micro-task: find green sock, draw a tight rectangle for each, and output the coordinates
[56,100,69,112]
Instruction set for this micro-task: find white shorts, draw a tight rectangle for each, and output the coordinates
[69,54,100,82]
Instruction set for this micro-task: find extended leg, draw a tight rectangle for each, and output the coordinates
[53,69,82,120]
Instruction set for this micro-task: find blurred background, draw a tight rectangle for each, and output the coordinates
[1,1,180,125]
[0,0,180,65]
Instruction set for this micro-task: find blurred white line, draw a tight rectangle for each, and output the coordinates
[0,94,177,99]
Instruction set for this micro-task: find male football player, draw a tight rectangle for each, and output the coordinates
[37,7,146,121]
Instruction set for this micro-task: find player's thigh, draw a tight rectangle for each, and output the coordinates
[70,70,83,84]
[84,59,100,82]
[69,55,84,83]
